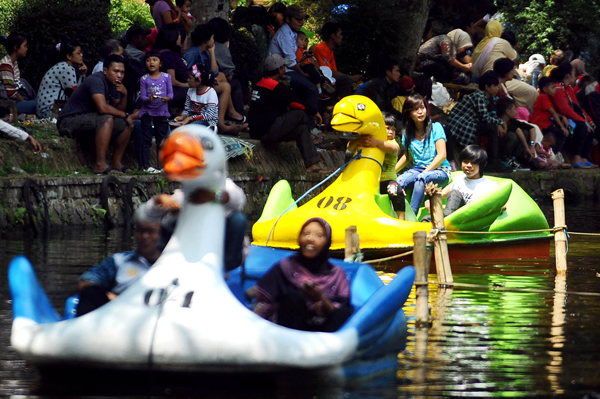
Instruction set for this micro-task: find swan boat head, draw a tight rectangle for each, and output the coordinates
[160,125,227,195]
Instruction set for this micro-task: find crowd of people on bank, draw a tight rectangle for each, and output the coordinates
[4,2,597,332]
[2,3,598,175]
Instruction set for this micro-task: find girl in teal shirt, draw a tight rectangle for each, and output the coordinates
[396,94,451,219]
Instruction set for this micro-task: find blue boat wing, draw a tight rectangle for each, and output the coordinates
[9,255,61,324]
[341,266,415,339]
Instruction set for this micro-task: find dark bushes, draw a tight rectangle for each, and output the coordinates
[8,0,112,89]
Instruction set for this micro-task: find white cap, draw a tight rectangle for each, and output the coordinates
[529,54,546,64]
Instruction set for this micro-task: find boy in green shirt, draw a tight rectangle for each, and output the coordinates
[348,112,405,217]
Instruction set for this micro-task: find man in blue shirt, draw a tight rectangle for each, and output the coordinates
[269,4,322,134]
[76,204,162,316]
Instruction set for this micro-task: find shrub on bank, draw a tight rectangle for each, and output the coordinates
[109,0,155,38]
[1,0,154,88]
[7,0,112,89]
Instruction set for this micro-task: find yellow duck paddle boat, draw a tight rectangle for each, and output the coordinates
[252,96,551,260]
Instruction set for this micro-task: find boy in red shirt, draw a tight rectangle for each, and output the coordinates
[295,30,333,99]
[313,22,361,98]
[530,77,570,153]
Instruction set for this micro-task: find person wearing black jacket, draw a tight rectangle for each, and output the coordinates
[248,54,328,174]
[362,57,403,120]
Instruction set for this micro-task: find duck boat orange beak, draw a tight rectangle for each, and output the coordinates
[160,132,206,181]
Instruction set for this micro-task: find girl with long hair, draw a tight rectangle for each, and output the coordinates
[395,94,451,219]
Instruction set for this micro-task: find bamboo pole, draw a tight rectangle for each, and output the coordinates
[551,189,567,275]
[344,226,359,260]
[426,183,453,285]
[413,231,429,326]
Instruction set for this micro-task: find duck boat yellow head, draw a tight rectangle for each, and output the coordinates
[252,95,551,256]
[252,95,434,251]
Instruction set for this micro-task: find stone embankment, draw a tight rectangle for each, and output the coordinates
[0,126,598,234]
[0,129,345,234]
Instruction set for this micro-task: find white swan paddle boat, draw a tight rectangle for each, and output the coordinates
[9,125,415,379]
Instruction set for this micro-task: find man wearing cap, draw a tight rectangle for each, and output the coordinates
[125,25,151,64]
[269,4,322,135]
[313,22,361,99]
[248,54,326,174]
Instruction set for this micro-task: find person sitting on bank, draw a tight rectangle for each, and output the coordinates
[541,50,565,78]
[362,57,403,120]
[175,63,219,128]
[91,39,123,74]
[447,15,475,66]
[76,204,162,316]
[57,54,134,175]
[254,217,352,332]
[312,22,361,99]
[534,132,567,170]
[269,4,322,135]
[496,97,538,170]
[295,29,333,99]
[0,106,42,152]
[446,70,511,172]
[36,40,87,119]
[125,25,152,64]
[424,145,497,220]
[0,33,37,116]
[348,112,404,217]
[550,62,597,169]
[248,54,328,174]
[530,77,570,154]
[416,19,471,84]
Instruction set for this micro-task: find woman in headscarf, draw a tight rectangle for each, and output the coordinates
[473,21,538,109]
[254,218,352,332]
[471,20,516,79]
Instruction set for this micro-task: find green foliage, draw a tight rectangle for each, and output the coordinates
[2,0,154,87]
[499,0,600,74]
[0,0,17,43]
[14,207,26,225]
[91,206,107,219]
[7,0,113,88]
[109,0,155,37]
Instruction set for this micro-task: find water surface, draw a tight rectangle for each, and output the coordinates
[1,202,600,398]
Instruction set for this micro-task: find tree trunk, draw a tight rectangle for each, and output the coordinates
[394,0,432,73]
[191,0,229,26]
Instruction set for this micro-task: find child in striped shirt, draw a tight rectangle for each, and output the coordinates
[175,63,218,127]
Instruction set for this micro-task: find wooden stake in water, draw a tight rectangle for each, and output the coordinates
[551,189,567,274]
[413,231,429,326]
[344,226,360,260]
[426,183,453,285]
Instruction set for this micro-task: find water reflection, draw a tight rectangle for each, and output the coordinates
[1,202,600,397]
